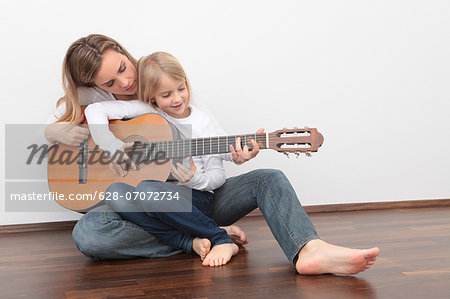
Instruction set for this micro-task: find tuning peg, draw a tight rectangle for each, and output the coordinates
[284,152,290,158]
[294,152,300,158]
[293,126,298,129]
[305,152,312,157]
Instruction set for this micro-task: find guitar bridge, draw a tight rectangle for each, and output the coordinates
[78,139,88,184]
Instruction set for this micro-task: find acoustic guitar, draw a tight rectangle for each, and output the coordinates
[47,113,323,212]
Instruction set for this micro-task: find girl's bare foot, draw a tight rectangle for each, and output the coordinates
[192,238,211,260]
[296,239,379,275]
[202,243,239,267]
[221,225,249,245]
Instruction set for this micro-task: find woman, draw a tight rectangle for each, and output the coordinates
[46,34,379,274]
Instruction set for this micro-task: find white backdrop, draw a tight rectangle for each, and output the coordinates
[1,0,449,225]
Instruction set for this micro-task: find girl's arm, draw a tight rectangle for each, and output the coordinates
[177,116,226,191]
[177,155,226,191]
[84,100,155,156]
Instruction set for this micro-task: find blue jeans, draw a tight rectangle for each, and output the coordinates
[104,180,232,253]
[72,169,319,266]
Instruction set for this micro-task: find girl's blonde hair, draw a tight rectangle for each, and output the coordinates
[57,34,137,123]
[137,52,191,110]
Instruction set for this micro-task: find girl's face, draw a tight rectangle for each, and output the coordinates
[93,48,137,97]
[152,75,190,119]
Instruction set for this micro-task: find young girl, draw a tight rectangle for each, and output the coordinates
[84,51,239,266]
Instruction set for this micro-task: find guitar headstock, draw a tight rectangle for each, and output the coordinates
[268,127,324,157]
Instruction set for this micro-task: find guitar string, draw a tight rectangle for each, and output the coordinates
[80,134,277,151]
[79,132,313,151]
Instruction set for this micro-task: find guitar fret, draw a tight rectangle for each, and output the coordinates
[166,141,170,159]
[204,137,210,155]
[220,136,227,153]
[163,142,166,159]
[213,136,219,154]
[163,141,166,159]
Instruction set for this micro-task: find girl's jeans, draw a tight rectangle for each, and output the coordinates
[104,180,232,254]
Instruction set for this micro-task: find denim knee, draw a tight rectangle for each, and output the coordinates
[72,205,183,260]
[72,206,118,259]
[259,168,286,181]
[105,182,140,212]
[135,180,167,192]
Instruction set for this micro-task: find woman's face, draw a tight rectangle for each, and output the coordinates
[92,48,137,96]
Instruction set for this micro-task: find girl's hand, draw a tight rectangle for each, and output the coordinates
[45,121,90,146]
[230,128,264,164]
[171,157,196,183]
[108,142,137,177]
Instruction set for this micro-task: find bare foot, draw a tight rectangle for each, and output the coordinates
[296,239,379,275]
[192,238,211,260]
[221,225,249,245]
[202,243,239,267]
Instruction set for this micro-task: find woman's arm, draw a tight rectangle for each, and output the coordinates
[43,101,89,146]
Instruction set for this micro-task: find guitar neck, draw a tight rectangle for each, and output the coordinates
[131,133,268,161]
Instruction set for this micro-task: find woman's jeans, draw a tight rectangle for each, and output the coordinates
[104,180,232,254]
[72,169,319,266]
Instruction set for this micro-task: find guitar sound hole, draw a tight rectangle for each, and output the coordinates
[126,142,145,165]
[123,135,148,144]
[123,135,149,166]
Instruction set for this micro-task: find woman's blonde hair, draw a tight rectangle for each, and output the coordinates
[57,34,137,123]
[137,52,191,110]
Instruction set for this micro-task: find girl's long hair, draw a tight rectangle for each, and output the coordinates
[137,51,191,110]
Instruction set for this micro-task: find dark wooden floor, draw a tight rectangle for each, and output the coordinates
[1,207,449,299]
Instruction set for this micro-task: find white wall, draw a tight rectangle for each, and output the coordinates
[1,0,449,225]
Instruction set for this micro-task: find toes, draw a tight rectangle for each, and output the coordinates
[241,231,249,244]
[215,257,224,266]
[202,259,210,266]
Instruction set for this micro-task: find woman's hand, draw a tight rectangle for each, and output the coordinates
[108,142,137,177]
[171,157,196,183]
[230,128,264,164]
[44,116,89,146]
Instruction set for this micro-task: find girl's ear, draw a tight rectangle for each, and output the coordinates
[150,98,158,108]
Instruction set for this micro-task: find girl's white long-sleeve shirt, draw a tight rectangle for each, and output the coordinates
[84,100,231,192]
[46,86,230,140]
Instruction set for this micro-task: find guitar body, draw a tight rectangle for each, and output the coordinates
[48,113,174,212]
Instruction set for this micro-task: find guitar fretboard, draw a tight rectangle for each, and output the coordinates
[128,133,268,161]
